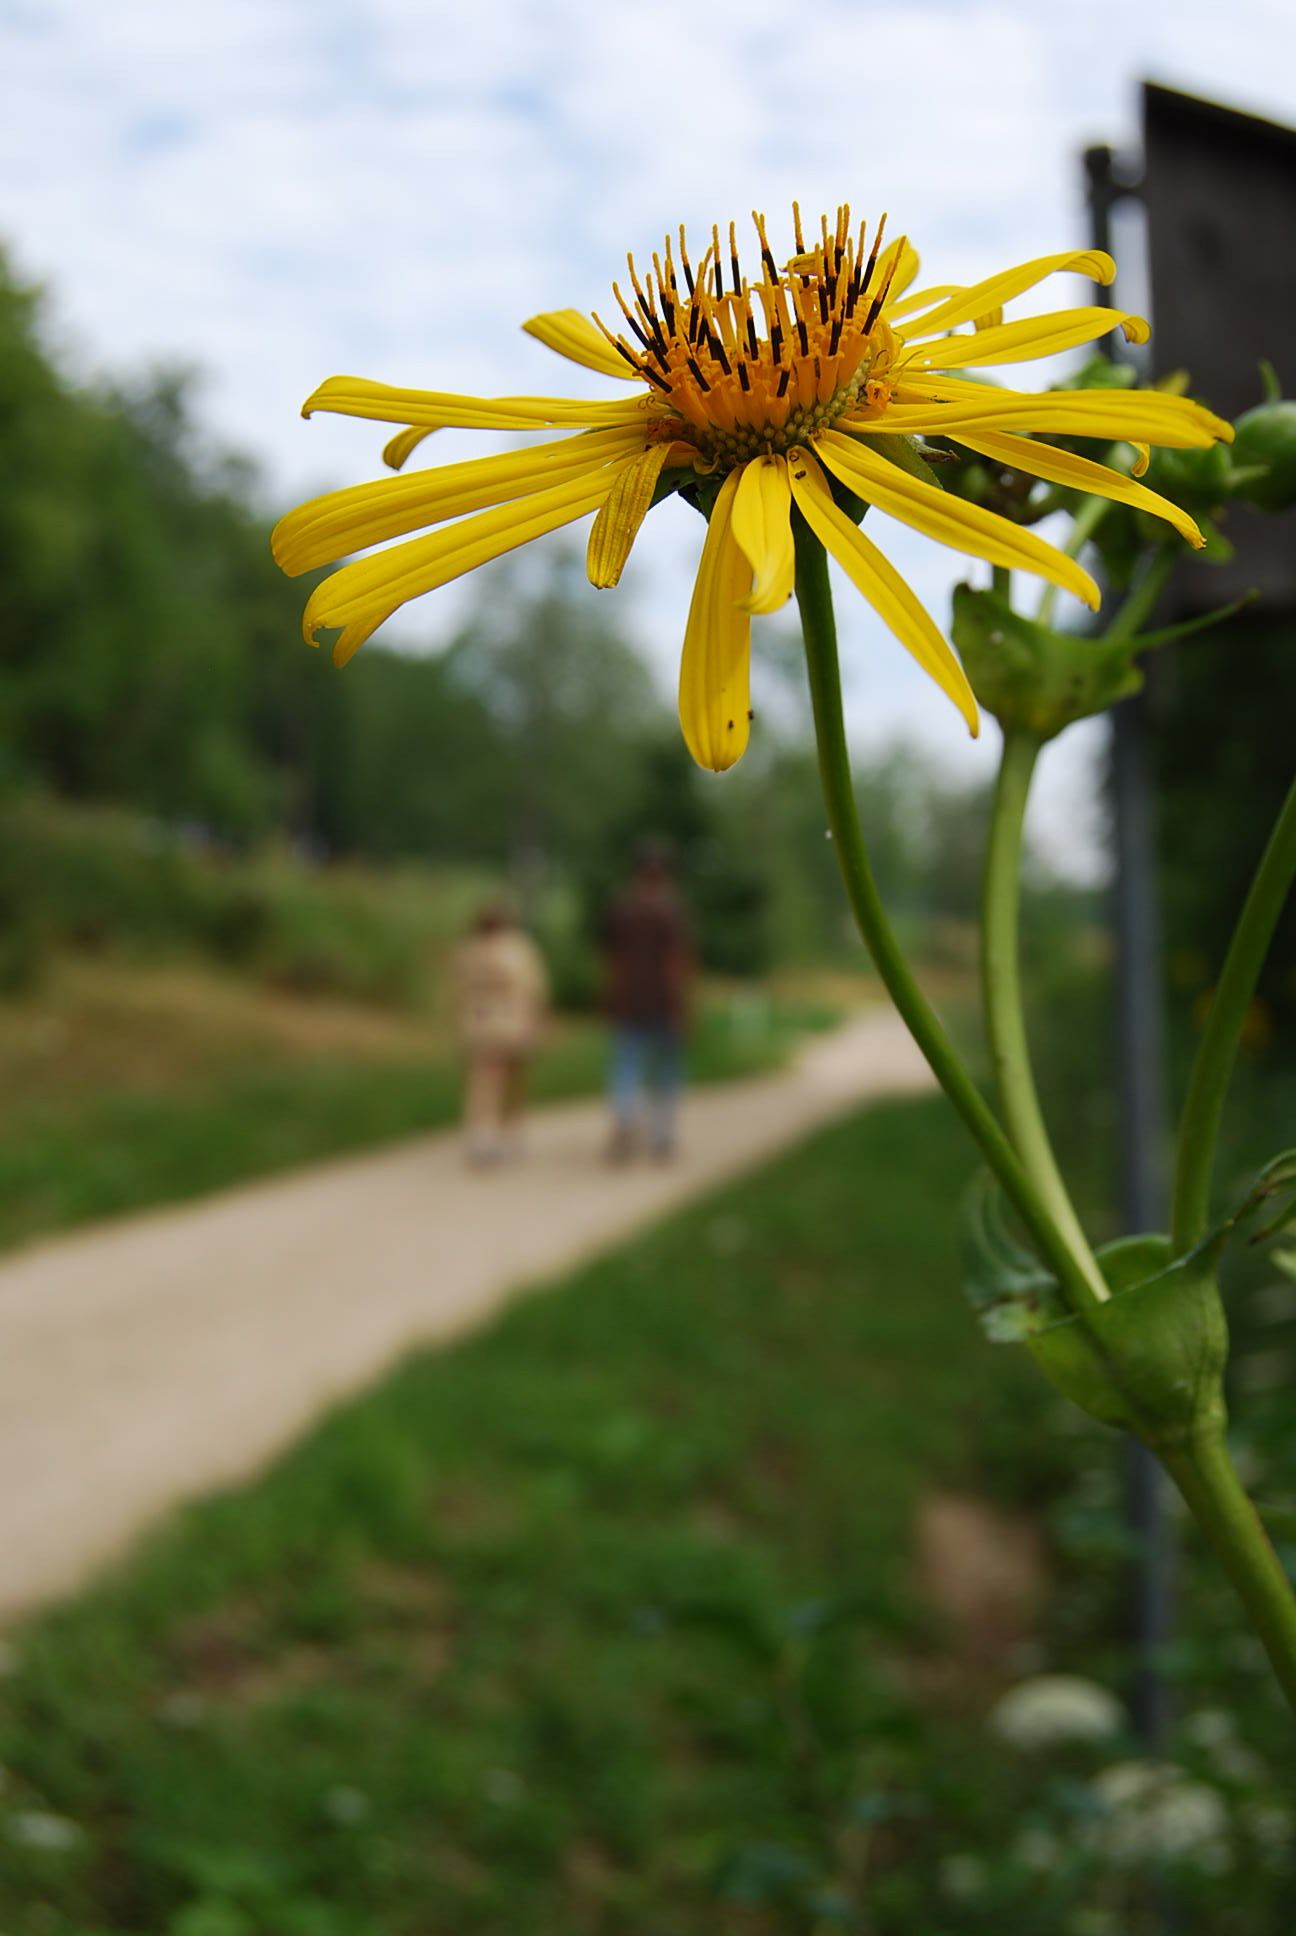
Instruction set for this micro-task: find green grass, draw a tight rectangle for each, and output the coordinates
[2,1061,1292,1930]
[0,1095,1043,1936]
[0,978,833,1255]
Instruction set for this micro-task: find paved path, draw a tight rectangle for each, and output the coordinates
[0,1012,931,1621]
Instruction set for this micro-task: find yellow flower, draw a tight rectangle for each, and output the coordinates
[273,206,1231,772]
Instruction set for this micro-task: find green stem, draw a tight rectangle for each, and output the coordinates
[982,729,1110,1301]
[1100,544,1176,644]
[1173,777,1296,1251]
[792,520,1105,1315]
[1160,1428,1296,1712]
[1036,491,1113,625]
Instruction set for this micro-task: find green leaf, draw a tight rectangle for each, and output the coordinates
[674,471,722,520]
[867,432,945,492]
[959,1170,1066,1341]
[1126,592,1255,652]
[1056,353,1139,393]
[1229,1148,1296,1248]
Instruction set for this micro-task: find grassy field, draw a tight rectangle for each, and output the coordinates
[0,954,836,1254]
[1,1093,1292,1935]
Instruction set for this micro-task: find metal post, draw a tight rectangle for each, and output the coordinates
[1084,145,1177,1749]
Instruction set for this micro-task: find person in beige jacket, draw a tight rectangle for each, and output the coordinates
[454,900,549,1165]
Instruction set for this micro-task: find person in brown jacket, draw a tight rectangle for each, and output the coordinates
[455,900,549,1165]
[601,841,694,1161]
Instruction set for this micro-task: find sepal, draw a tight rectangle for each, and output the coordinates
[950,586,1141,739]
[1026,1238,1228,1444]
[960,1176,1229,1446]
[952,585,1251,741]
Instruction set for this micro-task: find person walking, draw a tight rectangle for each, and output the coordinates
[601,841,694,1162]
[455,900,549,1166]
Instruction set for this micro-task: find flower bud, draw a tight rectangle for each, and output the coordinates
[1230,399,1296,512]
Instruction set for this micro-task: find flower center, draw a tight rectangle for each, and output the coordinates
[595,205,902,465]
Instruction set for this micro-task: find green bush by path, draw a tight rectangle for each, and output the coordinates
[0,796,495,1008]
[1,1096,1290,1934]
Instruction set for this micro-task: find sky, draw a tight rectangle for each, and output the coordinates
[2,0,1294,875]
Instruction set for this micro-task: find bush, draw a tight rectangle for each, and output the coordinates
[0,795,497,1011]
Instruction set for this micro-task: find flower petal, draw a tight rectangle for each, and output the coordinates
[678,470,753,772]
[887,283,962,322]
[950,428,1206,548]
[586,443,674,588]
[303,375,656,432]
[302,468,614,656]
[816,430,1100,611]
[902,307,1150,371]
[383,426,437,470]
[275,429,647,576]
[523,308,641,380]
[786,447,978,735]
[895,250,1115,342]
[730,454,796,614]
[847,378,1232,450]
[876,235,921,302]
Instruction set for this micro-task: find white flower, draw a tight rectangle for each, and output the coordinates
[1090,1760,1230,1866]
[1182,1709,1236,1751]
[939,1854,987,1901]
[323,1785,370,1825]
[1012,1826,1061,1872]
[1243,1802,1292,1853]
[157,1690,208,1729]
[6,1809,84,1853]
[990,1675,1126,1750]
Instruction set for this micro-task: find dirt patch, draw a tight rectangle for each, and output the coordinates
[166,1565,456,1708]
[914,1490,1048,1672]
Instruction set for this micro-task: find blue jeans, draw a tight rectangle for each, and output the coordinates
[610,1022,684,1151]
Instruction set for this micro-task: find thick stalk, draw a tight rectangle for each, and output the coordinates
[1160,1429,1296,1712]
[1172,777,1296,1251]
[982,729,1110,1300]
[792,521,1104,1315]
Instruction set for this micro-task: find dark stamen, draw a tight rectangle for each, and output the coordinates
[737,362,751,391]
[623,310,654,353]
[863,253,900,335]
[678,227,696,296]
[707,329,732,376]
[859,214,887,303]
[686,354,711,391]
[775,367,790,397]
